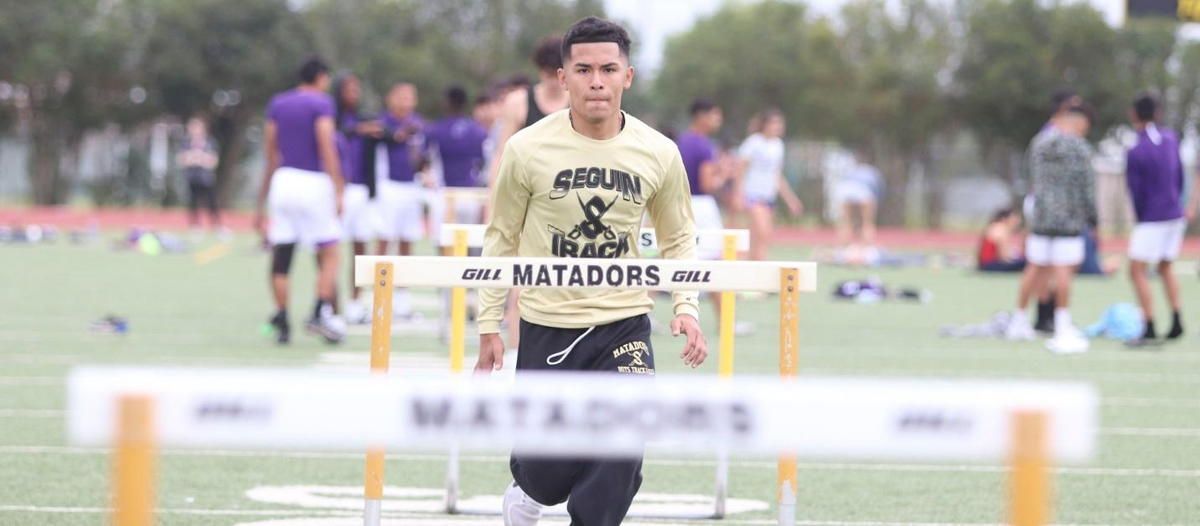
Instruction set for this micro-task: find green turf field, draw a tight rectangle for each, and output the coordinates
[1,235,1198,525]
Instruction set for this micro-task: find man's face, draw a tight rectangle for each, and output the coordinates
[387,84,417,116]
[702,108,723,133]
[558,42,633,124]
[314,72,331,92]
[473,101,495,126]
[341,77,361,107]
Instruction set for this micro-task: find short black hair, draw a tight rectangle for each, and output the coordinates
[298,57,329,84]
[1065,102,1096,125]
[532,36,564,72]
[445,85,468,112]
[1133,92,1159,122]
[1050,87,1077,113]
[561,16,632,62]
[689,98,717,117]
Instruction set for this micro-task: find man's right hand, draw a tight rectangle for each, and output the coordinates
[476,333,505,374]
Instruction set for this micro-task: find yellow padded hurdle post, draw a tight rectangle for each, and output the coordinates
[449,229,469,373]
[714,233,739,519]
[445,228,469,514]
[777,267,800,526]
[1010,411,1050,526]
[718,234,737,377]
[113,395,154,526]
[363,262,394,526]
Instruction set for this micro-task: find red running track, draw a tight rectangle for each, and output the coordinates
[2,205,1198,255]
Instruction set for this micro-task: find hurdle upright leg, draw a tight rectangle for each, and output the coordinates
[113,395,155,526]
[445,229,468,514]
[363,262,394,526]
[1010,411,1050,526]
[777,267,800,526]
[714,233,739,519]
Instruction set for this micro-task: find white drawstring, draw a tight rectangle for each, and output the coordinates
[545,326,595,366]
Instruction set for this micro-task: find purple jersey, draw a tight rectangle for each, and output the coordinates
[676,130,716,195]
[266,89,335,172]
[381,112,425,182]
[337,111,368,185]
[426,116,488,187]
[1126,124,1185,222]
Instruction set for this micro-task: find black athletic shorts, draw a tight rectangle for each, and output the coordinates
[510,314,654,526]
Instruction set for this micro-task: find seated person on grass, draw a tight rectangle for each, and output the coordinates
[977,208,1026,272]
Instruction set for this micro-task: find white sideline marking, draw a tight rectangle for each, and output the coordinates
[5,446,1200,478]
[0,505,355,516]
[0,409,61,418]
[0,376,59,386]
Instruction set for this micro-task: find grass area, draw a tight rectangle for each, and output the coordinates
[0,234,1198,525]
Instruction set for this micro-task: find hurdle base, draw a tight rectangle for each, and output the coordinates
[363,499,382,526]
[449,499,726,520]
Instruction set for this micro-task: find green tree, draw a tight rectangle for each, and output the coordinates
[142,0,314,205]
[954,0,1122,194]
[0,0,148,204]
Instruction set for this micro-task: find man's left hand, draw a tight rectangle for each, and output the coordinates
[670,314,707,368]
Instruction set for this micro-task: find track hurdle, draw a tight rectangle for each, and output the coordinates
[420,228,751,516]
[71,367,1098,526]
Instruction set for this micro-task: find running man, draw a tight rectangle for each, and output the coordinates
[1006,103,1097,353]
[475,17,707,526]
[1125,93,1187,345]
[254,57,346,344]
[333,72,385,324]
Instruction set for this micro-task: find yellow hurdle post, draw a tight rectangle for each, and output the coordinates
[113,395,154,526]
[445,228,469,514]
[450,228,468,373]
[1010,411,1050,526]
[714,233,738,518]
[718,234,737,377]
[777,267,800,526]
[363,262,394,526]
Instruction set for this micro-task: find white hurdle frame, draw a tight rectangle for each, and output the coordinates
[357,254,812,525]
[432,225,751,519]
[77,367,1097,526]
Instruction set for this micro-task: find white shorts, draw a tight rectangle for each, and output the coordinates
[377,180,424,242]
[836,181,875,205]
[1026,234,1084,267]
[267,167,341,247]
[1129,219,1186,264]
[341,184,381,243]
[691,194,725,260]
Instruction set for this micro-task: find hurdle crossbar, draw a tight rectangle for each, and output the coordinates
[434,226,750,518]
[72,368,1097,526]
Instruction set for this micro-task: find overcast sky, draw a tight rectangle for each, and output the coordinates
[603,0,1127,74]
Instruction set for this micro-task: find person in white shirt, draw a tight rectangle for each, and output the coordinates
[736,109,803,261]
[836,150,883,263]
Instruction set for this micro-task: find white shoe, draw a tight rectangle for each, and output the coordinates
[1046,327,1089,354]
[1004,313,1035,341]
[344,300,370,325]
[502,482,542,526]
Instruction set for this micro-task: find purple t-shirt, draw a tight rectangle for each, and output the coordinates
[266,89,335,172]
[337,111,367,185]
[676,130,717,195]
[1126,124,1184,223]
[426,116,488,188]
[381,112,425,183]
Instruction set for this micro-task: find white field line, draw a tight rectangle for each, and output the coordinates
[4,446,1200,478]
[0,409,61,418]
[0,505,1170,526]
